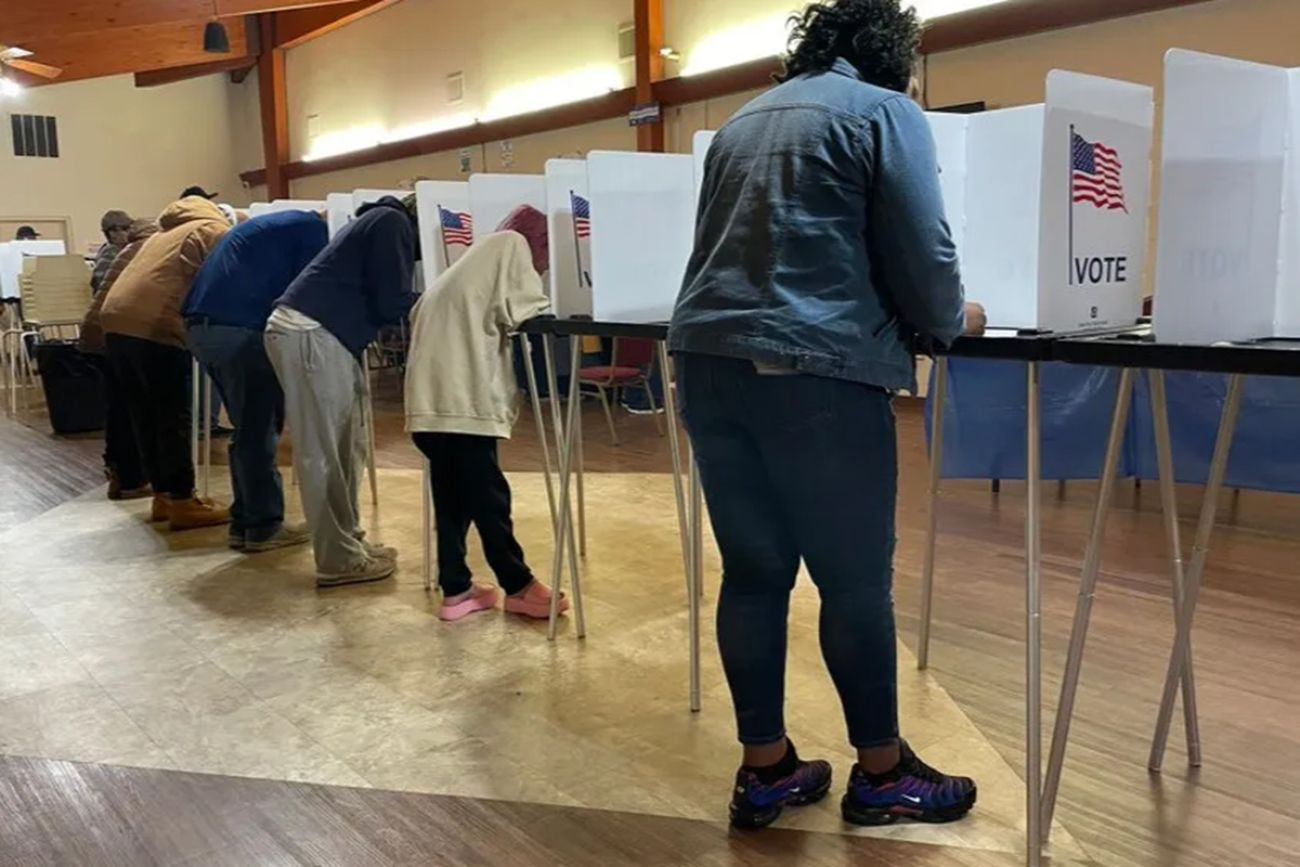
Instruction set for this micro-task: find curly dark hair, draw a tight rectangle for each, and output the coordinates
[778,0,921,92]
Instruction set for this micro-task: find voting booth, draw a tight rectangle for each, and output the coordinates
[414,180,472,288]
[586,151,696,322]
[254,199,327,219]
[927,71,1154,333]
[544,159,592,317]
[326,193,354,238]
[469,174,545,240]
[1154,49,1300,344]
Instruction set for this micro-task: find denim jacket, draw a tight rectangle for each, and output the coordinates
[668,58,966,392]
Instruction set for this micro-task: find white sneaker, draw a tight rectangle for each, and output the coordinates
[316,555,396,588]
[246,522,311,553]
[363,540,398,560]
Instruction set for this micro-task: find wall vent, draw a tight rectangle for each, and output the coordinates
[10,114,58,158]
[618,23,636,61]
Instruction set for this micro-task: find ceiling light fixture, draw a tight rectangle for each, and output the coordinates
[203,0,231,53]
[0,75,22,98]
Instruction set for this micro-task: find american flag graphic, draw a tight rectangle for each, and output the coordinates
[1071,132,1127,212]
[571,192,591,239]
[439,207,474,246]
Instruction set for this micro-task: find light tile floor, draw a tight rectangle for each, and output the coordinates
[0,469,1087,863]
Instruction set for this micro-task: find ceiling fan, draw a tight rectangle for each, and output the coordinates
[0,46,63,81]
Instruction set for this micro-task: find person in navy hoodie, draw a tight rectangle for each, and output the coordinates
[265,195,418,588]
[184,209,329,553]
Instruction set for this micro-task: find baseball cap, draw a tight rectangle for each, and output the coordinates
[181,186,219,200]
[15,225,40,239]
[101,210,132,232]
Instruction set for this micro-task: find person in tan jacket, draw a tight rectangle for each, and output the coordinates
[80,219,159,500]
[100,196,234,531]
[404,207,564,622]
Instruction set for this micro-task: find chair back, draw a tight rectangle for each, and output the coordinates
[613,337,656,369]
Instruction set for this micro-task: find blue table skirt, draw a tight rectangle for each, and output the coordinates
[924,359,1300,494]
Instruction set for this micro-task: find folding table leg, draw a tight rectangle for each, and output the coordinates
[1025,360,1044,867]
[576,395,587,558]
[542,335,585,640]
[1149,373,1243,771]
[1041,366,1135,839]
[422,457,433,593]
[202,373,212,499]
[658,341,696,713]
[917,356,948,670]
[191,358,201,470]
[688,444,703,714]
[1149,370,1202,768]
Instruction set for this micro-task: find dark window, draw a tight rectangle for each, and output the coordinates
[10,114,59,158]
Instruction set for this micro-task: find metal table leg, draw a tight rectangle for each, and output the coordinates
[1148,370,1202,767]
[202,373,213,499]
[576,388,588,558]
[542,335,586,640]
[1149,373,1243,771]
[656,342,695,712]
[190,358,200,470]
[362,353,380,506]
[1026,360,1043,867]
[917,356,948,670]
[1041,366,1135,839]
[422,458,433,593]
[688,444,703,714]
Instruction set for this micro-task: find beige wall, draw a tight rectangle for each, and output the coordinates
[0,73,255,255]
[285,0,634,163]
[273,0,1300,206]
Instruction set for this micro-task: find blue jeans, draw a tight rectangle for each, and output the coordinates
[677,353,900,748]
[186,321,286,542]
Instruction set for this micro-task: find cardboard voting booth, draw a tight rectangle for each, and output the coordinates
[587,151,696,322]
[544,159,591,317]
[257,199,327,218]
[1153,49,1300,344]
[326,193,354,238]
[469,175,546,240]
[927,71,1153,333]
[414,180,472,289]
[693,131,716,205]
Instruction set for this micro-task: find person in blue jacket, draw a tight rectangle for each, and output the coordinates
[265,195,418,589]
[668,0,987,832]
[183,209,329,553]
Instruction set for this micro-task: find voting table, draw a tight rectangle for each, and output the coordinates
[920,327,1300,866]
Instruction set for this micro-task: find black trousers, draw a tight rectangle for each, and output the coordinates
[105,333,195,499]
[89,354,147,489]
[412,432,533,598]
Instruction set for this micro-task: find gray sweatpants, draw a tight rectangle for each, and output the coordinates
[264,325,369,574]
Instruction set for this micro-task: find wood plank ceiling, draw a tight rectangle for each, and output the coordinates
[0,0,369,85]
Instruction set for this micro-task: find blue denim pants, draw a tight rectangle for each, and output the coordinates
[677,353,900,748]
[187,321,287,542]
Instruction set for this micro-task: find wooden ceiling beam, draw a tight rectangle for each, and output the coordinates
[2,0,362,45]
[13,18,251,86]
[920,0,1215,52]
[134,54,257,87]
[273,0,401,50]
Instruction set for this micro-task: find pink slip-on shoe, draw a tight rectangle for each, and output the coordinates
[504,581,569,620]
[439,584,499,622]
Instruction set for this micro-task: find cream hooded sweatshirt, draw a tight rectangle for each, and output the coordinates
[404,232,551,438]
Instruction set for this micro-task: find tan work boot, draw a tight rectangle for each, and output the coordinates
[316,555,396,589]
[168,496,232,532]
[150,494,171,523]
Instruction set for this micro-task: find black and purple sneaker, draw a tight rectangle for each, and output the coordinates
[729,756,833,829]
[841,740,977,826]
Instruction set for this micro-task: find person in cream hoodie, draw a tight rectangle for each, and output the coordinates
[405,206,567,623]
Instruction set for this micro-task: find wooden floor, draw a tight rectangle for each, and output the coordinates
[3,372,1300,867]
[1,755,1023,867]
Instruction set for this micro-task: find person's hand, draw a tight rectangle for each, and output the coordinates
[963,302,987,337]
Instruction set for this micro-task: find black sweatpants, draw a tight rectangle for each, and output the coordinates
[105,333,195,500]
[89,354,147,490]
[412,432,533,598]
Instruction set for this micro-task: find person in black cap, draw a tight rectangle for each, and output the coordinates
[14,226,40,240]
[181,186,219,200]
